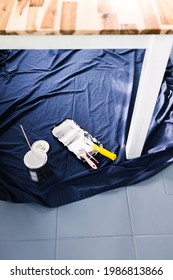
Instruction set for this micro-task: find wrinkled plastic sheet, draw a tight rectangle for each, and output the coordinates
[0,49,173,207]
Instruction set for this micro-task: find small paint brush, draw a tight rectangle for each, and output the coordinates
[83,149,99,164]
[20,125,32,151]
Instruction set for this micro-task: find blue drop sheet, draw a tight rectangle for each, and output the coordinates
[0,49,173,207]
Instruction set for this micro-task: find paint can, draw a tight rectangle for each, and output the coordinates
[31,140,50,153]
[24,149,50,182]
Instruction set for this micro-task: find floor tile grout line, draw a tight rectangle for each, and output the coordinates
[161,171,168,195]
[57,233,173,241]
[125,186,137,260]
[1,232,173,242]
[0,238,56,242]
[160,170,173,196]
[55,207,59,259]
[57,235,133,240]
[132,233,173,237]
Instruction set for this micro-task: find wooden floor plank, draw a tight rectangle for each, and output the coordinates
[1,0,173,34]
[155,0,173,25]
[16,0,29,15]
[98,0,111,13]
[100,13,119,34]
[5,0,29,34]
[29,0,44,7]
[41,0,58,29]
[0,0,16,32]
[120,24,138,34]
[139,0,161,33]
[26,6,39,32]
[60,2,77,34]
[76,0,101,34]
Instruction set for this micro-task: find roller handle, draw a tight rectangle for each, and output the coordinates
[92,144,117,161]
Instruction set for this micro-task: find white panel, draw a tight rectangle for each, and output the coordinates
[126,35,173,159]
[0,34,150,49]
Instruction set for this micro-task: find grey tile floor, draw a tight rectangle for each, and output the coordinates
[0,164,173,260]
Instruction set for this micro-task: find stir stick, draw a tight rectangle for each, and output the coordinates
[20,125,32,150]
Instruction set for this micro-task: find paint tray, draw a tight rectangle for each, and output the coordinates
[51,119,100,161]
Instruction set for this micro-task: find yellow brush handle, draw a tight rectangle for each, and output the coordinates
[92,144,117,161]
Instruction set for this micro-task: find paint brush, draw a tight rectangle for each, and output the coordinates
[78,149,97,169]
[20,125,32,151]
[84,149,99,164]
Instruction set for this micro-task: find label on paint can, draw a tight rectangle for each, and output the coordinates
[24,149,50,182]
[29,170,39,182]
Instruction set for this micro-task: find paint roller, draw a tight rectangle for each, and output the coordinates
[52,120,81,146]
[52,119,117,161]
